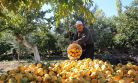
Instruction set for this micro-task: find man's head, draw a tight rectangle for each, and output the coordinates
[75,21,84,32]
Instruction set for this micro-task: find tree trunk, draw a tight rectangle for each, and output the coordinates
[32,45,40,63]
[17,46,21,62]
[15,34,40,63]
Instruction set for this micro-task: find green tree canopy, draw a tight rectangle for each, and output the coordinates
[113,0,138,50]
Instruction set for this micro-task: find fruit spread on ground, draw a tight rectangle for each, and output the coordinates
[0,58,138,83]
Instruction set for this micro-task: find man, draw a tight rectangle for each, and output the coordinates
[72,20,94,60]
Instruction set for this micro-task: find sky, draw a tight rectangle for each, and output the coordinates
[92,0,132,17]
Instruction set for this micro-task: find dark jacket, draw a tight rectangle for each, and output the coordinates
[73,27,94,49]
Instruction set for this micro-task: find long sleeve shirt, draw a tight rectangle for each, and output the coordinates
[73,27,94,49]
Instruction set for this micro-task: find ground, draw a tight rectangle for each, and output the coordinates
[0,54,138,75]
[0,61,24,74]
[0,58,66,75]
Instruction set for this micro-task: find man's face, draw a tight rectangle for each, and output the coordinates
[75,24,84,32]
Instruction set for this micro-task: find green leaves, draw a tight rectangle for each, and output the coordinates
[0,40,13,55]
[113,0,138,49]
[0,0,95,34]
[51,0,95,26]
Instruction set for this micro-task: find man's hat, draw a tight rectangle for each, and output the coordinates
[75,20,83,25]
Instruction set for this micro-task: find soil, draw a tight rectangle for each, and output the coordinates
[0,61,26,74]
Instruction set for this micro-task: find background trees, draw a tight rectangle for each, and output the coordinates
[113,0,138,52]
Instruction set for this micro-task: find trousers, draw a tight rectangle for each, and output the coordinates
[79,44,94,60]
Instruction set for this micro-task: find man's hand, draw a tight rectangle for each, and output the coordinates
[72,41,78,44]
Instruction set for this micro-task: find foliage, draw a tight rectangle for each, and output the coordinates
[37,32,60,55]
[0,32,15,55]
[25,30,61,55]
[92,0,138,52]
[0,0,95,34]
[0,41,13,55]
[48,0,95,25]
[92,17,115,50]
[113,1,138,50]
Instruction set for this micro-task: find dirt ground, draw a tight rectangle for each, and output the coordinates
[0,59,66,75]
[0,60,29,74]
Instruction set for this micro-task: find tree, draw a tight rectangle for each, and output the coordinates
[113,0,138,51]
[115,0,122,16]
[0,41,13,55]
[92,17,115,51]
[0,0,95,62]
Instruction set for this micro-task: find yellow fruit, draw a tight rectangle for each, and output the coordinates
[128,69,136,76]
[44,74,51,80]
[7,70,16,75]
[91,74,96,79]
[98,77,106,83]
[37,76,42,82]
[113,75,121,81]
[61,73,66,79]
[18,66,25,72]
[0,74,7,80]
[61,78,66,83]
[0,80,4,83]
[14,73,23,83]
[119,79,126,83]
[105,70,111,75]
[21,77,29,83]
[130,82,135,83]
[116,69,124,76]
[49,71,55,76]
[23,65,28,69]
[43,70,47,75]
[37,68,44,76]
[25,72,33,80]
[8,78,17,83]
[134,75,138,82]
[30,81,36,83]
[29,64,36,68]
[80,71,85,77]
[37,63,42,68]
[123,77,133,83]
[91,79,98,83]
[101,64,107,71]
[51,76,57,81]
[85,70,91,76]
[127,62,133,68]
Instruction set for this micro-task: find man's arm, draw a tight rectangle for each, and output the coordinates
[72,32,78,41]
[75,30,89,45]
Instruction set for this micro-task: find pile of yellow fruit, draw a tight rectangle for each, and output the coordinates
[0,58,138,83]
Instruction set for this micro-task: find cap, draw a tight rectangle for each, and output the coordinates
[75,20,83,25]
